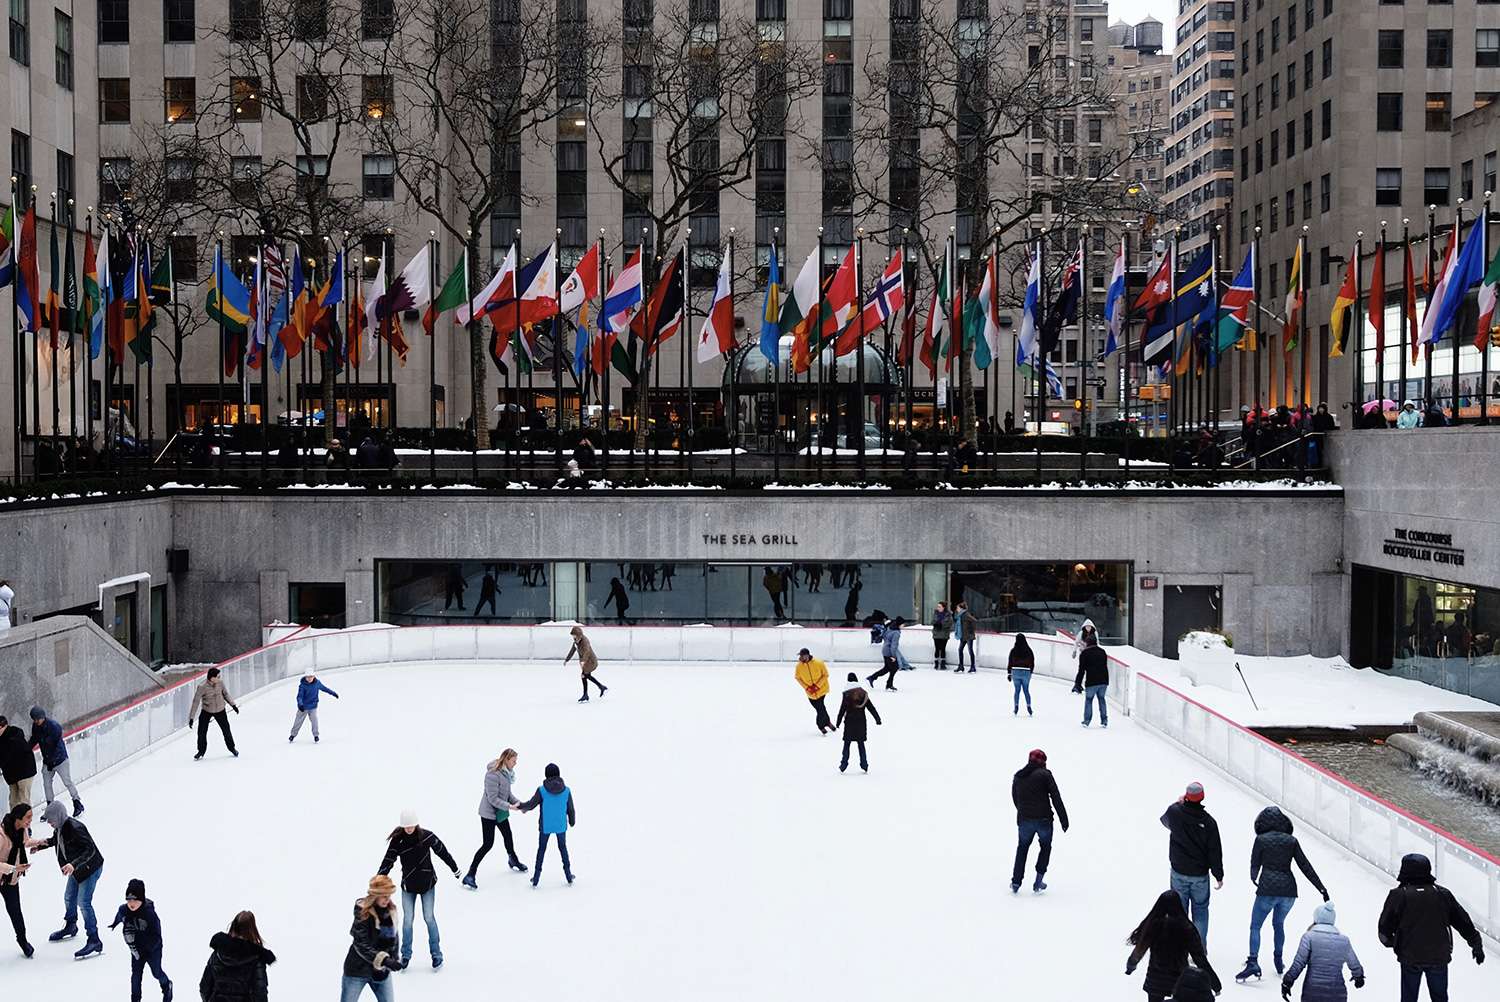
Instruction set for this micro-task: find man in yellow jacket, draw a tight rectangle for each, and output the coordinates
[794,648,833,734]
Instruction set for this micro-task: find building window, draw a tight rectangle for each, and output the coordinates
[229,0,261,41]
[99,156,131,205]
[1303,181,1312,219]
[8,0,28,65]
[362,154,395,199]
[164,0,194,43]
[1377,30,1404,68]
[99,78,130,123]
[98,0,128,44]
[1320,100,1331,140]
[1486,152,1498,194]
[165,157,196,202]
[1376,93,1403,131]
[293,0,327,40]
[1303,51,1312,90]
[361,0,393,39]
[362,75,393,120]
[296,154,329,196]
[232,77,261,121]
[1270,196,1280,232]
[1461,159,1474,201]
[165,77,195,123]
[1425,92,1451,131]
[1478,30,1500,68]
[55,149,73,199]
[1285,188,1295,226]
[1426,30,1451,68]
[53,9,70,89]
[1423,167,1450,205]
[1321,38,1332,79]
[296,75,328,121]
[230,156,261,202]
[170,235,199,283]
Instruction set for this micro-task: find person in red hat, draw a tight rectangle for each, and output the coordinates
[1161,782,1224,948]
[1011,749,1069,894]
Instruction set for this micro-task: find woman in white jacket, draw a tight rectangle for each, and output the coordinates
[1072,618,1098,659]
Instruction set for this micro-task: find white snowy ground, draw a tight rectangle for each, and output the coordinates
[3,662,1493,999]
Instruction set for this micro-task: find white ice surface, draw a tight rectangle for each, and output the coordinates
[4,661,1492,999]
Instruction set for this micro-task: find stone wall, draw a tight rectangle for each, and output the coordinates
[0,617,167,729]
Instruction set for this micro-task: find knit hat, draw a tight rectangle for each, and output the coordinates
[126,879,146,902]
[29,706,45,721]
[846,672,859,683]
[367,874,397,897]
[1028,749,1047,766]
[1313,902,1336,926]
[798,648,811,657]
[1184,781,1205,802]
[544,763,561,779]
[399,809,419,828]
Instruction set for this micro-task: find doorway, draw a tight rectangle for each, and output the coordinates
[290,583,347,629]
[110,592,136,653]
[1162,585,1221,659]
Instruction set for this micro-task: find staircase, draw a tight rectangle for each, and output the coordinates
[1387,711,1500,806]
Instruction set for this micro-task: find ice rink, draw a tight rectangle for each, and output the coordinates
[3,660,1492,999]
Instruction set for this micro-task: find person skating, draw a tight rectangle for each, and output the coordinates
[288,674,339,743]
[564,625,608,702]
[108,878,172,1001]
[1071,617,1099,658]
[834,673,882,773]
[1377,852,1484,1002]
[930,602,952,670]
[341,875,403,1001]
[27,706,83,815]
[1161,782,1224,948]
[794,648,834,734]
[1071,633,1110,727]
[463,749,528,888]
[515,763,576,887]
[953,600,977,672]
[0,713,38,808]
[866,617,905,691]
[1007,634,1036,716]
[188,668,240,761]
[1237,805,1330,982]
[1010,748,1068,893]
[1,802,34,957]
[377,810,460,971]
[199,910,276,1002]
[604,578,630,623]
[473,571,499,617]
[32,797,105,958]
[1125,889,1222,1002]
[1281,902,1365,1002]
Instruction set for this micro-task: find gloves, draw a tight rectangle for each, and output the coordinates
[1071,684,1083,694]
[1124,963,1136,976]
[1352,975,1364,989]
[1281,981,1292,1000]
[1007,670,1013,681]
[1321,888,1330,902]
[232,705,240,714]
[1474,944,1485,965]
[188,717,196,728]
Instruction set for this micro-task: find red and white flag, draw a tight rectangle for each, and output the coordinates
[696,247,735,363]
[838,249,905,355]
[559,243,599,316]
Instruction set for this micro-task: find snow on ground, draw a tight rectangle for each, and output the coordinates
[3,662,1491,999]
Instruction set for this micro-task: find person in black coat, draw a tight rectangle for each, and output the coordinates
[1006,634,1036,716]
[1011,748,1068,894]
[1238,805,1329,981]
[1126,889,1221,1002]
[1160,782,1223,948]
[342,875,402,998]
[199,910,275,1002]
[1377,853,1484,1002]
[34,797,105,958]
[834,674,882,774]
[376,811,459,971]
[1072,635,1111,727]
[107,878,171,1001]
[0,714,38,809]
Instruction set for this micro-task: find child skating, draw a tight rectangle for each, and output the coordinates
[516,763,575,887]
[288,674,339,743]
[108,878,172,1001]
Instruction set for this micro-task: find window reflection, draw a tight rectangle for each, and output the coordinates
[378,561,552,623]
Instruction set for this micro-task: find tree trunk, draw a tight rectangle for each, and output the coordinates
[632,351,652,452]
[467,233,489,449]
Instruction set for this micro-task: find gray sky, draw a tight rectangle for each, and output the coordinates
[1107,0,1179,40]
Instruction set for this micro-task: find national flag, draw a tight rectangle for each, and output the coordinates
[261,246,291,371]
[1019,357,1063,398]
[375,244,433,322]
[1404,239,1420,366]
[84,229,105,359]
[311,251,346,363]
[207,243,252,376]
[1178,245,1219,374]
[285,249,313,357]
[1423,217,1485,347]
[777,245,821,371]
[644,249,685,356]
[1329,243,1358,358]
[1102,239,1126,357]
[0,200,14,290]
[16,204,40,332]
[123,240,154,365]
[1418,227,1458,347]
[1014,244,1041,367]
[1283,242,1304,350]
[364,258,391,368]
[1214,244,1256,353]
[488,243,558,361]
[921,247,952,376]
[1476,243,1500,350]
[815,244,859,355]
[1368,241,1385,357]
[1039,242,1082,357]
[559,243,599,316]
[348,270,368,368]
[61,220,79,339]
[896,278,917,367]
[841,249,904,356]
[46,212,61,349]
[696,246,735,363]
[425,251,468,336]
[1142,248,1212,369]
[1133,249,1173,325]
[459,247,512,325]
[601,246,642,335]
[759,243,781,366]
[962,254,1000,370]
[246,244,266,370]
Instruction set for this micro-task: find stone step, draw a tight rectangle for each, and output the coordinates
[1387,731,1500,805]
[1412,711,1500,763]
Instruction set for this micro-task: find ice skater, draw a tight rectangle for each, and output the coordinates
[1,802,34,957]
[1281,902,1364,1001]
[34,797,105,959]
[865,617,905,691]
[0,714,37,809]
[473,571,499,617]
[1237,805,1329,982]
[794,648,834,735]
[1007,634,1036,715]
[28,706,83,815]
[442,565,466,610]
[108,878,172,1001]
[953,600,977,673]
[1377,852,1485,1002]
[1010,748,1067,893]
[516,763,576,887]
[930,602,952,669]
[341,875,402,1000]
[463,749,528,888]
[188,668,240,761]
[288,673,339,743]
[1125,890,1221,1002]
[1161,782,1224,948]
[1071,617,1099,657]
[199,911,276,1002]
[1071,632,1110,727]
[834,673,882,773]
[604,578,630,623]
[377,810,460,971]
[564,625,608,702]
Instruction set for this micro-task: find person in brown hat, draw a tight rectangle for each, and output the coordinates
[563,626,608,703]
[342,875,401,999]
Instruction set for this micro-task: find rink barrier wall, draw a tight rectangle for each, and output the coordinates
[1132,672,1500,943]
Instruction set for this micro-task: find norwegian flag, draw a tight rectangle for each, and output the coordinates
[837,249,905,356]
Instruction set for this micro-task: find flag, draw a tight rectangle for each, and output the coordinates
[46,212,61,348]
[1477,243,1500,350]
[361,258,387,369]
[246,243,266,370]
[697,247,735,363]
[1142,248,1211,369]
[1134,249,1173,325]
[1039,242,1082,357]
[1102,239,1126,357]
[559,243,599,316]
[459,247,511,325]
[0,200,14,290]
[1214,244,1256,353]
[841,249,905,356]
[896,279,917,367]
[16,204,40,332]
[1423,217,1485,347]
[286,249,314,357]
[1283,241,1304,350]
[1418,227,1459,347]
[778,245,821,372]
[921,247,952,376]
[758,243,781,366]
[488,243,558,360]
[85,229,105,359]
[1019,357,1063,398]
[123,241,154,365]
[1368,240,1385,357]
[602,246,642,335]
[260,246,290,370]
[425,252,467,336]
[375,245,432,321]
[1404,239,1420,366]
[1015,244,1041,367]
[963,254,1000,370]
[1179,245,1219,374]
[1328,243,1358,358]
[311,251,346,363]
[644,249,685,356]
[815,244,859,357]
[208,243,252,376]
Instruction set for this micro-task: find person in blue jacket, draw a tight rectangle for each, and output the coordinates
[288,674,340,743]
[953,600,977,673]
[108,878,172,1001]
[28,707,83,816]
[865,617,906,692]
[515,764,575,888]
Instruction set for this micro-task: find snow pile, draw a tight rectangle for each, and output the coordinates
[1178,631,1231,652]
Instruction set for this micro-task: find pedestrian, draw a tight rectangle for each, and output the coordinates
[1007,634,1036,716]
[341,875,403,1001]
[34,797,105,959]
[442,565,467,611]
[1071,617,1099,657]
[1160,782,1224,948]
[1,802,34,957]
[0,713,38,809]
[1281,901,1365,1002]
[930,602,952,670]
[604,578,630,624]
[376,810,460,971]
[1071,632,1110,728]
[27,707,83,815]
[834,673,882,773]
[794,648,834,735]
[288,674,339,744]
[865,617,905,691]
[1238,805,1330,982]
[563,625,608,702]
[1010,748,1068,894]
[188,668,240,761]
[1125,889,1221,1002]
[1377,852,1485,1002]
[473,571,499,617]
[462,749,528,888]
[0,579,14,635]
[108,878,172,1001]
[515,763,576,887]
[199,910,275,1002]
[1396,400,1421,429]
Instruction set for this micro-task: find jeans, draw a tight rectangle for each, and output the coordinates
[1012,819,1054,887]
[809,696,833,733]
[468,817,519,876]
[840,740,868,772]
[399,887,440,965]
[1012,670,1033,711]
[1,881,25,944]
[1399,963,1448,1002]
[1170,870,1211,948]
[130,947,171,1000]
[340,976,395,1001]
[63,866,102,939]
[533,832,573,883]
[42,760,80,803]
[289,707,320,740]
[958,635,976,671]
[1082,684,1109,725]
[196,711,237,756]
[1248,894,1295,963]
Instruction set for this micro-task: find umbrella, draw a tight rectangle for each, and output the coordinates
[491,403,526,414]
[1362,398,1397,414]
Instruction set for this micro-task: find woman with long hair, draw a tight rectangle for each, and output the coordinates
[1125,889,1221,1002]
[463,749,528,888]
[376,811,459,971]
[341,876,402,1001]
[0,802,34,957]
[834,673,883,773]
[1007,634,1036,716]
[200,910,276,1002]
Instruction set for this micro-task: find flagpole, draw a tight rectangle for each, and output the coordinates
[1399,220,1409,414]
[855,226,866,479]
[1452,199,1465,423]
[1376,223,1387,414]
[31,193,42,468]
[599,228,610,478]
[342,232,352,452]
[1166,229,1179,467]
[464,233,477,482]
[8,178,18,482]
[429,230,439,481]
[1351,231,1364,419]
[1034,234,1046,483]
[814,225,824,481]
[772,226,781,482]
[1482,194,1492,426]
[879,248,892,477]
[145,233,155,459]
[67,200,77,453]
[684,230,694,480]
[902,228,914,476]
[256,234,268,477]
[1078,237,1089,481]
[1120,230,1131,476]
[48,194,60,468]
[727,228,736,483]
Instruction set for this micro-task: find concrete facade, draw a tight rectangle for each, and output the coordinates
[1166,0,1235,260]
[0,615,165,727]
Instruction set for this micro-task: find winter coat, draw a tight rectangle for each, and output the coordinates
[0,821,27,885]
[1160,801,1224,881]
[1284,923,1364,1002]
[109,900,164,957]
[295,677,338,711]
[199,932,276,1002]
[0,722,37,782]
[517,776,576,835]
[343,901,399,982]
[930,611,952,642]
[1169,964,1221,1002]
[189,678,237,718]
[1074,645,1109,688]
[41,807,104,884]
[565,630,599,674]
[1396,407,1421,429]
[1011,762,1069,828]
[834,686,882,742]
[795,658,830,700]
[1377,853,1483,966]
[1126,922,1219,998]
[478,764,522,821]
[1006,641,1035,672]
[1250,806,1326,899]
[880,624,903,659]
[1072,618,1098,656]
[28,713,67,769]
[378,827,460,894]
